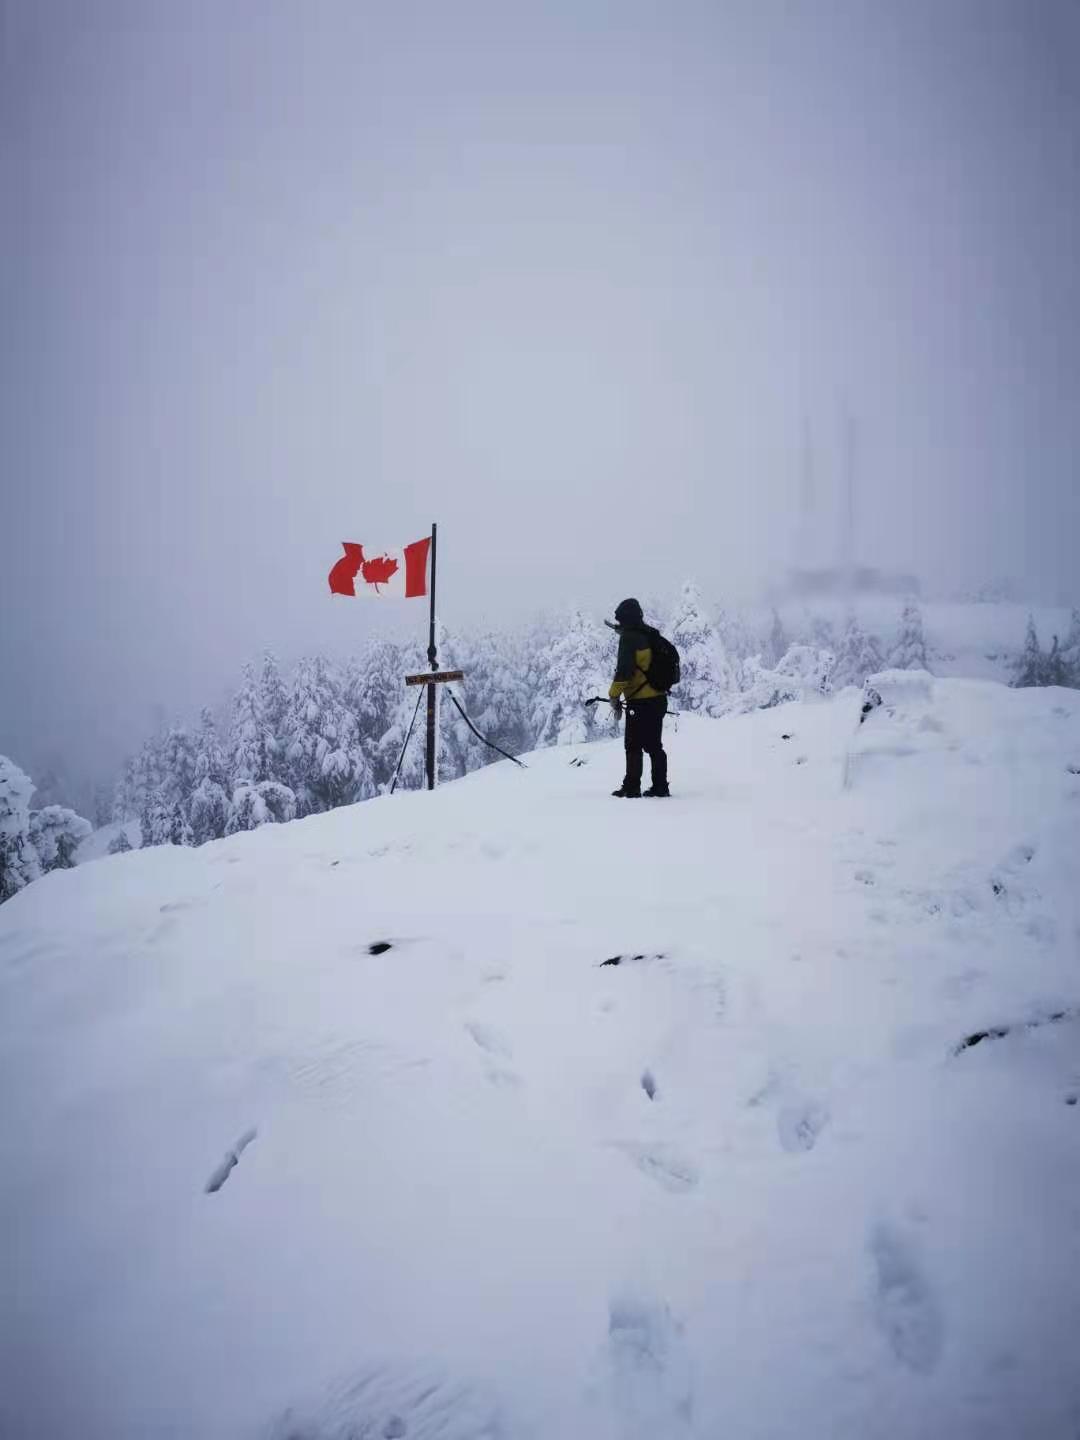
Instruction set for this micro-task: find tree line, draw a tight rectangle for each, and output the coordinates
[3,591,1078,903]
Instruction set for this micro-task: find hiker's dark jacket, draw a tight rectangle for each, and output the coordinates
[609,626,662,703]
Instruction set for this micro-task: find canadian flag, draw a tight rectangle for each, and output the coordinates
[328,537,431,598]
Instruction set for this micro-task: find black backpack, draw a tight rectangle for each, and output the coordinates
[643,627,681,693]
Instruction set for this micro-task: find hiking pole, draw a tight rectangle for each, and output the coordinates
[584,696,681,717]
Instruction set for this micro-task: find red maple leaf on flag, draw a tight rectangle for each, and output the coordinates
[360,552,399,592]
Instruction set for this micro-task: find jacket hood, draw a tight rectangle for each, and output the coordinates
[614,598,644,627]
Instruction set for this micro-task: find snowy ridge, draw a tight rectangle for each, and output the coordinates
[1,676,1079,1438]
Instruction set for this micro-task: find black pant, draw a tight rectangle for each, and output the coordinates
[624,696,668,792]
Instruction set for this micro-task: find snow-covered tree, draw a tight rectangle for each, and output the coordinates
[530,610,613,747]
[225,780,298,834]
[343,639,403,789]
[806,612,836,655]
[670,583,737,716]
[91,783,113,830]
[729,645,835,714]
[108,830,134,856]
[1,756,41,902]
[155,727,197,817]
[1056,609,1080,688]
[374,641,459,791]
[890,601,929,671]
[115,735,168,839]
[187,708,230,845]
[283,656,373,814]
[189,779,229,845]
[766,608,789,667]
[1011,614,1045,688]
[230,663,266,785]
[832,612,885,690]
[29,806,92,873]
[145,795,193,848]
[1040,634,1072,688]
[715,605,757,678]
[257,651,290,782]
[434,626,531,779]
[2,758,92,900]
[194,708,228,789]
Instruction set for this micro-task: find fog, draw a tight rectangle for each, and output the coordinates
[3,0,1079,793]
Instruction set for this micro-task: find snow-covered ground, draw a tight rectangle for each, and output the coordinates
[2,674,1079,1439]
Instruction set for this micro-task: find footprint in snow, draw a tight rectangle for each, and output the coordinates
[463,1020,520,1088]
[264,1359,513,1440]
[870,1220,944,1373]
[599,1294,694,1437]
[464,1020,512,1059]
[615,1141,699,1194]
[777,1099,829,1153]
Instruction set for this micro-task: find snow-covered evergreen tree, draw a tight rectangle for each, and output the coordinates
[91,783,113,830]
[1,759,93,898]
[225,780,297,834]
[1011,614,1044,688]
[731,645,835,714]
[188,708,230,844]
[670,583,737,716]
[766,608,789,667]
[230,663,265,785]
[715,605,756,680]
[122,736,168,840]
[1,756,41,902]
[435,626,530,778]
[807,612,837,656]
[374,641,458,791]
[145,795,193,847]
[108,830,134,856]
[194,708,228,789]
[1056,609,1080,688]
[890,601,929,671]
[1042,635,1068,688]
[283,656,373,814]
[832,612,885,690]
[257,651,290,782]
[530,610,612,747]
[189,780,229,845]
[29,806,92,872]
[156,728,197,816]
[343,639,403,789]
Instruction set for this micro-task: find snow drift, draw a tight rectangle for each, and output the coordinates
[1,675,1079,1439]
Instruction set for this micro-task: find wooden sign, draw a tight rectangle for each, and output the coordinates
[405,670,464,687]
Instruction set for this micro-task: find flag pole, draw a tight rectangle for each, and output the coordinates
[426,522,438,790]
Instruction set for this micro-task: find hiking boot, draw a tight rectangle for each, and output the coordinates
[643,786,670,798]
[611,786,641,798]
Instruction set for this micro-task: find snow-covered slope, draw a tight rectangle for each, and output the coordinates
[2,676,1079,1440]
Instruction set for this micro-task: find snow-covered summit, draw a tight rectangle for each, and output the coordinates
[1,676,1079,1439]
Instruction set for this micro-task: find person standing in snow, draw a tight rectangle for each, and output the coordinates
[608,598,671,798]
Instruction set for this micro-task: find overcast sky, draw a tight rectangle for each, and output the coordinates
[2,0,1079,789]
